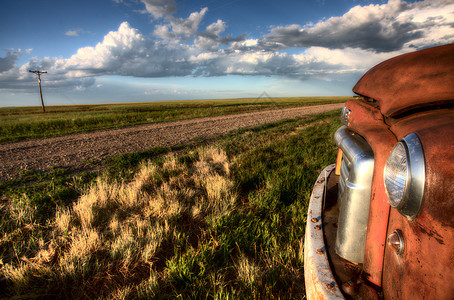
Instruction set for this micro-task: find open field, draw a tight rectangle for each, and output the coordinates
[0,108,342,298]
[0,103,344,181]
[0,97,349,143]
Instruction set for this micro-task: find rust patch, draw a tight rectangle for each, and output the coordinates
[417,224,445,245]
[311,216,321,223]
[317,247,326,255]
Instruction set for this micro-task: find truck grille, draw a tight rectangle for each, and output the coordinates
[333,126,374,263]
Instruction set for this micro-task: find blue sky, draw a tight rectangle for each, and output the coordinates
[1,0,453,107]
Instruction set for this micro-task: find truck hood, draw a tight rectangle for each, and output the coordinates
[353,44,454,118]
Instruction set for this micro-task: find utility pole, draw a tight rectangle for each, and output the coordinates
[29,70,47,112]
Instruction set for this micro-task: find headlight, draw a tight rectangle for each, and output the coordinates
[384,133,425,220]
[384,142,408,207]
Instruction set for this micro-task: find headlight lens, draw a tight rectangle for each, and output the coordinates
[384,142,408,208]
[384,133,425,220]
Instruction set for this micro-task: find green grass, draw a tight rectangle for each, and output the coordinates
[0,109,342,299]
[0,97,349,143]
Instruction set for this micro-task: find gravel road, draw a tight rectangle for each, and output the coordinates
[0,103,344,181]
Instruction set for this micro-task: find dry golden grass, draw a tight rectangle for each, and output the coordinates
[1,146,236,298]
[236,253,260,287]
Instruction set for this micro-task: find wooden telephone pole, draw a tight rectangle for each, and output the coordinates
[29,70,47,112]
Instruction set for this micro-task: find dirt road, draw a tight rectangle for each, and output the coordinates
[0,103,344,181]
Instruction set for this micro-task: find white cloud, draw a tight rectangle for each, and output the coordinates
[206,19,226,36]
[153,7,208,40]
[61,22,147,73]
[264,0,454,52]
[0,49,22,73]
[298,47,404,69]
[65,29,81,37]
[398,0,454,48]
[1,0,453,94]
[140,0,176,18]
[153,7,244,51]
[0,22,200,91]
[194,19,227,50]
[172,7,207,38]
[189,52,220,62]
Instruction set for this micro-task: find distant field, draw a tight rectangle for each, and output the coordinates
[0,97,349,143]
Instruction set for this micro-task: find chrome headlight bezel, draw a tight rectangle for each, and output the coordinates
[384,133,425,220]
[340,106,351,126]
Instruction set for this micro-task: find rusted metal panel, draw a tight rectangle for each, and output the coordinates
[353,44,454,118]
[343,99,397,287]
[384,210,454,300]
[304,164,345,300]
[383,109,454,299]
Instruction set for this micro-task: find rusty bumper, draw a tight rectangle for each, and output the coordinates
[304,164,344,300]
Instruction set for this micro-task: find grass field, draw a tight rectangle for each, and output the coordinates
[0,96,349,143]
[0,108,342,298]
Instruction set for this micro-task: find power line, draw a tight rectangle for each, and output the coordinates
[29,70,47,112]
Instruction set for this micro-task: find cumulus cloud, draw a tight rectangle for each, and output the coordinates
[1,0,453,93]
[194,19,226,51]
[0,54,97,92]
[187,46,395,80]
[153,7,208,40]
[0,22,198,91]
[397,0,454,48]
[153,7,246,51]
[0,49,23,73]
[264,0,453,52]
[140,0,176,18]
[55,22,201,79]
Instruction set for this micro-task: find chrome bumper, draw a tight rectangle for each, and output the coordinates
[304,164,344,300]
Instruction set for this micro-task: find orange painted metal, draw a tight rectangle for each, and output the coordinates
[353,44,454,117]
[383,109,454,299]
[343,99,397,287]
[335,148,343,176]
